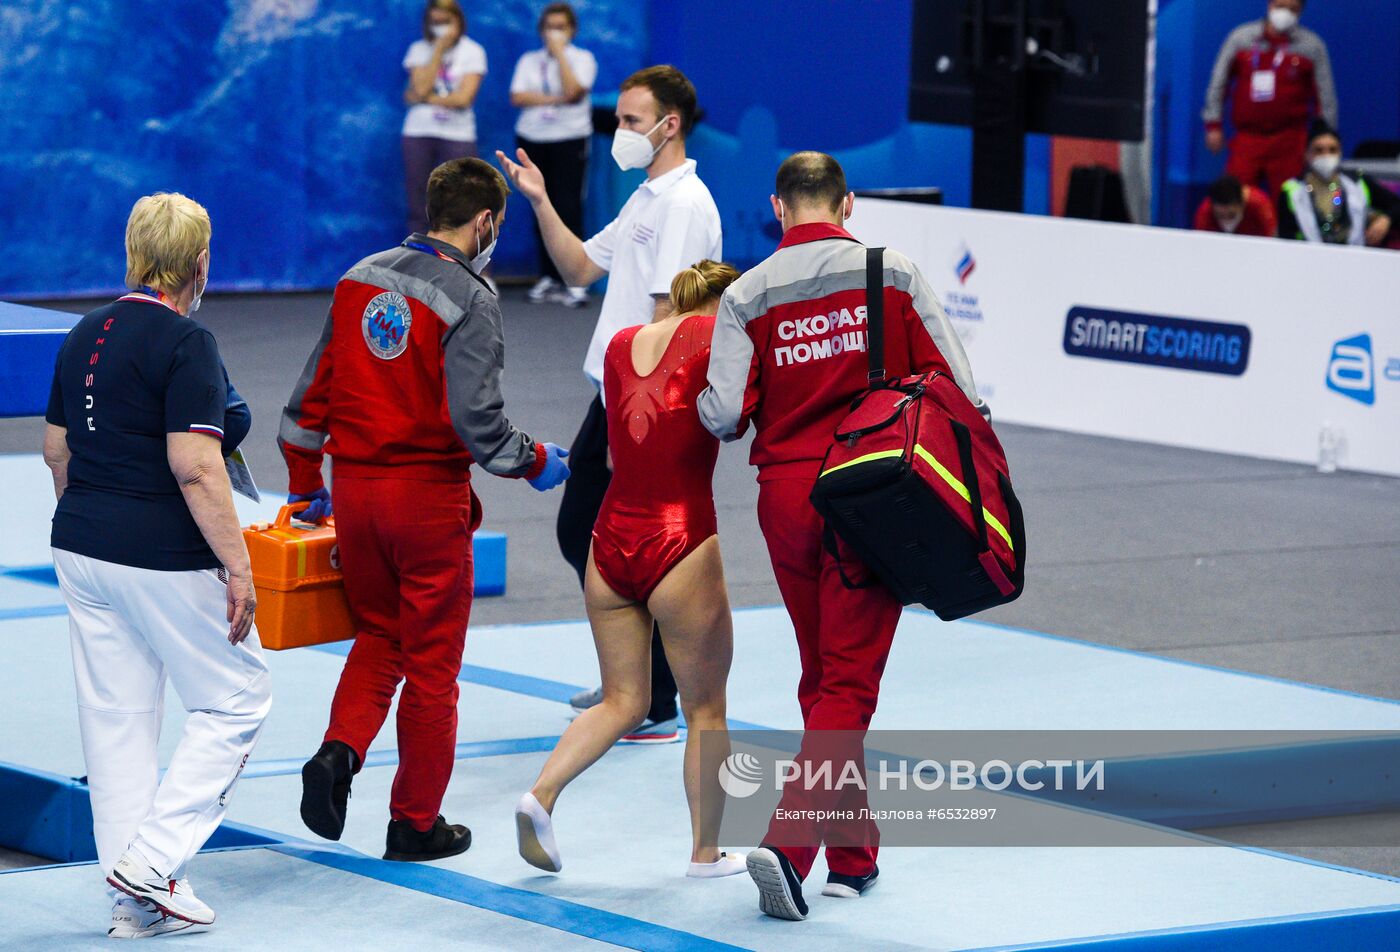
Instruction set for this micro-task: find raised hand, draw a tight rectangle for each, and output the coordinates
[496,148,549,206]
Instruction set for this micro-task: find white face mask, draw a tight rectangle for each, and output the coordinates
[1217,213,1244,234]
[611,118,668,171]
[430,23,453,40]
[544,28,568,46]
[191,255,209,312]
[1268,7,1298,32]
[471,215,497,273]
[1311,154,1341,180]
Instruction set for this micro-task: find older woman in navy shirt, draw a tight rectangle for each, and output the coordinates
[42,192,270,939]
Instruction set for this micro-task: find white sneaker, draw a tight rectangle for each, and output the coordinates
[527,276,557,303]
[514,792,562,872]
[108,898,195,939]
[687,851,748,878]
[560,286,590,308]
[107,854,215,925]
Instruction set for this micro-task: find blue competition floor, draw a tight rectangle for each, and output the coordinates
[4,452,1400,950]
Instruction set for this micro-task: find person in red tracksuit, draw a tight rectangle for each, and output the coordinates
[279,157,569,862]
[1192,174,1278,237]
[1203,0,1337,201]
[697,152,984,920]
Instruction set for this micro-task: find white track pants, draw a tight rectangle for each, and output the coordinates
[52,549,272,898]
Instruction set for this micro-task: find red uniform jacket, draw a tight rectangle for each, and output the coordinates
[279,235,545,493]
[1203,21,1337,135]
[697,223,983,481]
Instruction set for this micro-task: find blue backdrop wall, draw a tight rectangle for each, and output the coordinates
[0,0,646,298]
[1,1,1396,297]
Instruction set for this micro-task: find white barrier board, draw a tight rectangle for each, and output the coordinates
[849,200,1400,476]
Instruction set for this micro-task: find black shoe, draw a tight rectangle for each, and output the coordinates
[822,864,879,898]
[300,741,358,841]
[384,815,472,862]
[746,845,808,921]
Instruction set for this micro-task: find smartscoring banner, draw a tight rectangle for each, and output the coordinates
[851,201,1400,477]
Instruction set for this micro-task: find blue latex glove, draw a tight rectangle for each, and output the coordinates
[288,488,332,522]
[528,443,570,492]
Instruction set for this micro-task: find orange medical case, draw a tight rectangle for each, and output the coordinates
[244,503,355,651]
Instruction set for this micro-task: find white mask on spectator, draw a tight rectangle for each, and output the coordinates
[545,28,568,46]
[1268,7,1298,33]
[1311,155,1341,180]
[471,215,496,273]
[1217,213,1244,234]
[612,118,668,171]
[191,252,209,313]
[431,24,453,40]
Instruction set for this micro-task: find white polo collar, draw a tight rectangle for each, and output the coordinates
[640,158,697,196]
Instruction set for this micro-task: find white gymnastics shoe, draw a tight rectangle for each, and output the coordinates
[515,792,562,872]
[687,852,748,878]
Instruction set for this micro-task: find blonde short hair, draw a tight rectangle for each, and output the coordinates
[124,193,211,292]
[669,259,740,314]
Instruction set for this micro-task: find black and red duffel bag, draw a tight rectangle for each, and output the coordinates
[808,247,1025,621]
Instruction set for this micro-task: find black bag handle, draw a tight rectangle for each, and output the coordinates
[866,246,886,383]
[822,523,878,590]
[949,418,990,552]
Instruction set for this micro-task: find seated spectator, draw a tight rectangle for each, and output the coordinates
[1193,175,1277,236]
[1279,121,1398,247]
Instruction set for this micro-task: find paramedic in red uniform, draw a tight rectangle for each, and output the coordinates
[697,152,984,920]
[1203,0,1337,201]
[279,157,569,862]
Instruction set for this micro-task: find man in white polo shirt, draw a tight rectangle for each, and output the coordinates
[498,64,721,741]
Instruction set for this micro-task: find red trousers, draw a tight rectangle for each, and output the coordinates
[323,476,477,830]
[756,476,903,879]
[1227,126,1308,202]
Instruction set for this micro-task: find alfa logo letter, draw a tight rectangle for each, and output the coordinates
[1327,334,1374,406]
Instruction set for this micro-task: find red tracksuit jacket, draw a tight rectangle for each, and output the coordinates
[697,222,982,479]
[1203,21,1337,135]
[279,235,545,492]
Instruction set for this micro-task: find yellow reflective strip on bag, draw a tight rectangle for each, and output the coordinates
[819,448,906,478]
[912,444,1015,553]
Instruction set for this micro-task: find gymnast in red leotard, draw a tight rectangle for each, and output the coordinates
[515,261,746,880]
[590,308,720,602]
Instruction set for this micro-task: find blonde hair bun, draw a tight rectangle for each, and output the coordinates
[668,259,740,313]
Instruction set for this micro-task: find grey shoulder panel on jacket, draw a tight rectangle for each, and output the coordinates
[343,247,490,330]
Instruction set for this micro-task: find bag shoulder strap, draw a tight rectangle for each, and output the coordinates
[866,246,886,383]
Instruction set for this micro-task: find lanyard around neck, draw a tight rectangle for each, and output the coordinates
[118,287,180,313]
[403,240,465,268]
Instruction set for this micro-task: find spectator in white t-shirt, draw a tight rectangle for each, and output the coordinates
[402,0,488,234]
[510,3,598,308]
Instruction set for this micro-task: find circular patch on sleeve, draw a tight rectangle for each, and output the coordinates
[362,291,412,360]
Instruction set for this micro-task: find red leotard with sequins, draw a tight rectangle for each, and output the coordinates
[592,314,719,604]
